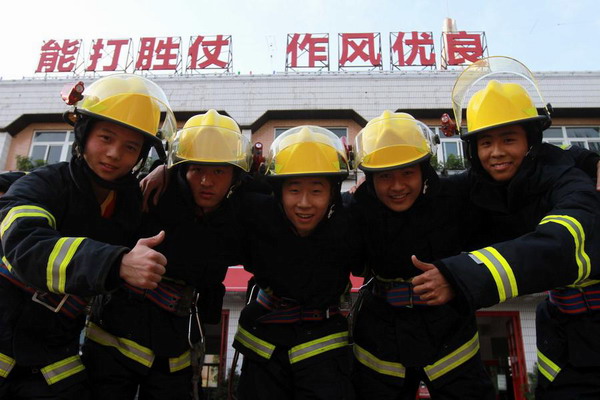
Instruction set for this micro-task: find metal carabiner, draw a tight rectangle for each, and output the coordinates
[188,291,204,348]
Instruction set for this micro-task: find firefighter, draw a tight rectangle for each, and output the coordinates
[411,56,600,399]
[82,110,252,400]
[349,111,495,399]
[233,126,362,400]
[0,73,176,399]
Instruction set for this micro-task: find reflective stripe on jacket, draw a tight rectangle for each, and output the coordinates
[353,333,480,381]
[0,352,15,378]
[353,344,406,378]
[234,325,349,364]
[424,333,480,381]
[86,322,191,373]
[40,355,85,385]
[537,349,561,382]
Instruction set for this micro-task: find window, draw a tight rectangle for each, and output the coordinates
[542,126,600,153]
[274,128,291,138]
[274,127,348,138]
[30,131,74,164]
[431,127,465,167]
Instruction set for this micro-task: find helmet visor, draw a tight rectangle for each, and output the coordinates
[355,116,437,170]
[451,56,549,135]
[77,74,176,144]
[267,126,349,177]
[168,125,252,171]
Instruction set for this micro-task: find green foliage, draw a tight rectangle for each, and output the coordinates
[444,153,465,170]
[16,155,46,171]
[430,154,442,171]
[524,365,538,400]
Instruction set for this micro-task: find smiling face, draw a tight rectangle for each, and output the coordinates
[186,164,234,214]
[372,165,422,212]
[83,121,144,181]
[281,176,332,237]
[476,124,529,182]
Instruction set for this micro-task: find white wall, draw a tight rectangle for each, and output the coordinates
[482,294,544,375]
[0,132,12,171]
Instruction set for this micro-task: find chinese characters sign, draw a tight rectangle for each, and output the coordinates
[390,32,436,68]
[286,33,329,70]
[187,35,232,70]
[35,31,486,75]
[37,39,82,73]
[338,33,382,70]
[440,31,486,67]
[285,31,487,71]
[35,36,233,74]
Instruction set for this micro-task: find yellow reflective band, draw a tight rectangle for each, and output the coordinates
[47,237,85,293]
[234,326,275,360]
[0,352,16,378]
[540,215,591,283]
[568,279,600,289]
[288,331,348,364]
[169,350,191,373]
[537,350,561,382]
[2,256,13,272]
[86,322,155,367]
[425,333,480,381]
[1,205,56,238]
[40,355,85,385]
[353,344,405,378]
[470,247,517,302]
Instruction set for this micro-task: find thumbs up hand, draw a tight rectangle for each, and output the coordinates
[119,231,167,289]
[411,255,455,305]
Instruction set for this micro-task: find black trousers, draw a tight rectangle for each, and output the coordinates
[82,339,198,400]
[237,346,355,400]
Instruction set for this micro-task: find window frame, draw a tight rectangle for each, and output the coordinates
[29,130,74,164]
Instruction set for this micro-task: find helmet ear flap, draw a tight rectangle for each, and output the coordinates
[72,116,95,159]
[541,103,553,131]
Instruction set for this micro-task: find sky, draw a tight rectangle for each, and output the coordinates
[0,0,599,79]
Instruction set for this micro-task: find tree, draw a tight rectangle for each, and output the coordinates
[16,155,46,172]
[444,153,466,170]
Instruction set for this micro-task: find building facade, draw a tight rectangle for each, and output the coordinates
[1,70,599,399]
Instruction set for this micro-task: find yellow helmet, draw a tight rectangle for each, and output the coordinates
[168,109,252,171]
[451,56,550,139]
[466,80,548,136]
[75,74,176,146]
[266,126,349,178]
[355,111,437,171]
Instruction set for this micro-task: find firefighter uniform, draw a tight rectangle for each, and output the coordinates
[83,110,252,400]
[233,126,362,400]
[431,57,600,399]
[438,144,600,398]
[0,74,176,399]
[350,112,494,400]
[0,160,143,399]
[83,167,245,399]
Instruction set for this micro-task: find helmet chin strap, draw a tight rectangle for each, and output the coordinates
[422,178,429,195]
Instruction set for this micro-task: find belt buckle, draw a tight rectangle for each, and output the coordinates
[407,284,414,308]
[278,296,296,309]
[31,292,69,313]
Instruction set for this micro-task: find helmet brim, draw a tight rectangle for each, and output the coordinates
[461,115,549,140]
[358,153,431,172]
